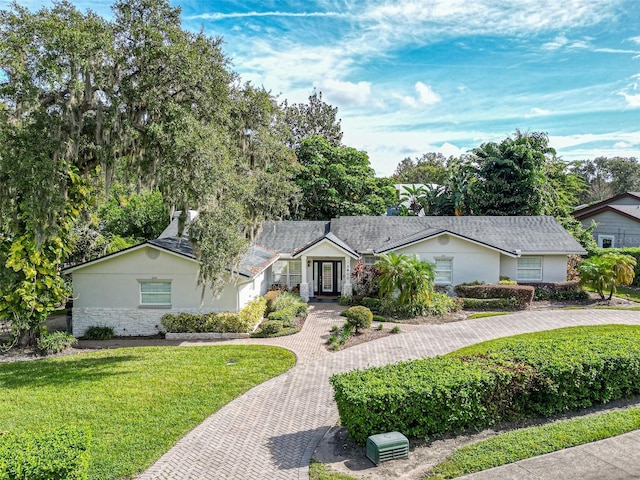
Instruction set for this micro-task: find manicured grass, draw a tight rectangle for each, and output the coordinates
[0,345,295,480]
[310,460,357,479]
[466,312,510,319]
[425,406,640,479]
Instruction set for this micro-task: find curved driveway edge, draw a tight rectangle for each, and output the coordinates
[139,309,640,479]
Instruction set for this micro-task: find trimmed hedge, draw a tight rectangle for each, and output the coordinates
[455,284,534,309]
[518,281,588,301]
[0,427,90,480]
[161,296,266,333]
[330,325,640,443]
[461,298,515,310]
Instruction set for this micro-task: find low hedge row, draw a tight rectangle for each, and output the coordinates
[518,281,588,301]
[455,284,534,309]
[161,297,266,333]
[330,325,640,443]
[0,427,90,480]
[461,298,516,310]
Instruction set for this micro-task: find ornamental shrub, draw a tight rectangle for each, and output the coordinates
[268,306,298,322]
[37,331,77,355]
[360,297,382,312]
[161,297,265,333]
[82,325,114,340]
[259,321,284,336]
[238,297,267,328]
[345,306,373,333]
[455,284,534,309]
[0,426,91,480]
[330,325,640,443]
[461,298,515,310]
[518,281,588,301]
[263,290,280,314]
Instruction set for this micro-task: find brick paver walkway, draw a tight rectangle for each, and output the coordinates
[139,308,640,479]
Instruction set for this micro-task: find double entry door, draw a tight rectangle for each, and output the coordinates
[313,260,341,296]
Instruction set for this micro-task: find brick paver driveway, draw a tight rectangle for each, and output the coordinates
[139,307,640,479]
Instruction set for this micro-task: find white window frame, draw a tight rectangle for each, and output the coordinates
[434,258,453,285]
[271,260,302,289]
[139,281,172,307]
[516,257,543,282]
[598,235,615,248]
[362,255,377,266]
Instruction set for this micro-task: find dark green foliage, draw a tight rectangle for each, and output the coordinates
[372,315,388,322]
[360,297,382,312]
[518,281,588,301]
[256,292,305,337]
[338,296,352,306]
[271,292,307,316]
[98,187,167,241]
[257,321,284,336]
[0,427,90,480]
[390,326,401,334]
[267,307,298,322]
[282,90,343,148]
[461,298,516,310]
[455,284,534,309]
[331,326,640,444]
[82,326,114,341]
[345,306,373,333]
[425,293,462,315]
[589,247,640,286]
[36,331,77,355]
[292,136,397,219]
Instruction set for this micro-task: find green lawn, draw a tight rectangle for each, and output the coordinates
[0,345,295,480]
[425,406,640,479]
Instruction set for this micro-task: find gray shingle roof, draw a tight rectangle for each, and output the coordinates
[150,238,279,278]
[257,216,586,256]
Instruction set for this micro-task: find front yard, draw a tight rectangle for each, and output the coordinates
[0,345,295,480]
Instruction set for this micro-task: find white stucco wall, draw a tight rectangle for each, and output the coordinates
[71,246,241,337]
[500,255,568,283]
[393,234,501,285]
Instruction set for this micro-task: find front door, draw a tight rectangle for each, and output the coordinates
[313,260,341,296]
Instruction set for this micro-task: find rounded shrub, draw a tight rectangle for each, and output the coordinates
[259,321,284,336]
[83,325,114,340]
[345,306,373,333]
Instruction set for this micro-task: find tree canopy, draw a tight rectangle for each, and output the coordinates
[282,90,343,148]
[0,0,299,341]
[292,136,397,220]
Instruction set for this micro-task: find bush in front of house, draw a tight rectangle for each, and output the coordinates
[271,292,307,316]
[589,247,640,286]
[82,326,114,340]
[518,281,588,301]
[264,290,281,314]
[345,306,373,333]
[461,298,516,310]
[330,325,640,444]
[455,284,534,309]
[0,426,91,480]
[37,331,77,355]
[161,297,266,333]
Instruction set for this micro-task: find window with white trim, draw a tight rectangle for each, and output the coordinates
[362,255,377,266]
[271,260,302,288]
[516,257,542,281]
[434,258,453,284]
[139,281,171,306]
[598,235,615,248]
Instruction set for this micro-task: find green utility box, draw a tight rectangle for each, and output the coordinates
[365,431,409,465]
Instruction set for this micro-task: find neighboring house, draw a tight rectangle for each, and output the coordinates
[572,192,640,248]
[64,214,585,337]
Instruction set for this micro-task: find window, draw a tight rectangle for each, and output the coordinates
[434,258,453,284]
[598,235,615,248]
[140,281,171,306]
[271,260,302,288]
[517,257,542,281]
[362,255,377,266]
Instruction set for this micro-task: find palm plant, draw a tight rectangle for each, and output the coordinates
[376,253,436,313]
[578,253,637,300]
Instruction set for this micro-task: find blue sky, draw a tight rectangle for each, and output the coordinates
[5,0,640,175]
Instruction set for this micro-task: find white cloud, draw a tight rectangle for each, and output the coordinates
[621,93,640,108]
[415,82,441,105]
[187,11,346,21]
[542,35,569,50]
[614,141,633,148]
[525,107,551,117]
[319,79,373,106]
[629,36,640,45]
